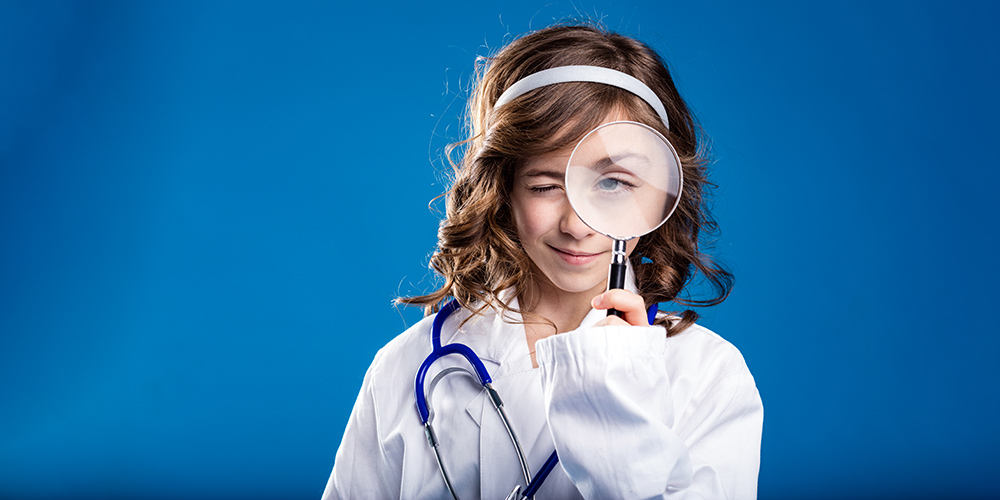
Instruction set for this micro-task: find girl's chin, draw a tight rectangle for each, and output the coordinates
[528,259,608,297]
[544,276,607,296]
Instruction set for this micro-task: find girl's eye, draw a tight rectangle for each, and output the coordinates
[597,178,622,191]
[594,176,637,194]
[530,185,560,193]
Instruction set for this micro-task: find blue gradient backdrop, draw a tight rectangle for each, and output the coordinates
[2,1,998,499]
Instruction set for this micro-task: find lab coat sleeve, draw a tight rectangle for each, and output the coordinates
[321,358,400,500]
[535,325,762,499]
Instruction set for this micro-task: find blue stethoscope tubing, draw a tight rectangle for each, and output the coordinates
[414,299,659,499]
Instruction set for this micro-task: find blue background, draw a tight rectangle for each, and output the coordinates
[2,1,998,499]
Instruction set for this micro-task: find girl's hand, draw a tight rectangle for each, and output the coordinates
[591,289,650,327]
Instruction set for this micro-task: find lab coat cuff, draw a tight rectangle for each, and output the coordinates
[535,325,667,366]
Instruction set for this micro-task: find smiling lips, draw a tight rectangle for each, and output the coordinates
[551,246,604,265]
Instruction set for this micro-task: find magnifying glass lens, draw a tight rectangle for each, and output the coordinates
[565,121,682,240]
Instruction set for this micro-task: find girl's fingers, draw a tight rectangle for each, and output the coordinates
[591,289,649,327]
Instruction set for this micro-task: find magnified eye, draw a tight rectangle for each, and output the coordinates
[597,178,621,191]
[594,175,637,194]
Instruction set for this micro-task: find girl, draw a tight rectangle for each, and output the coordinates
[322,23,762,499]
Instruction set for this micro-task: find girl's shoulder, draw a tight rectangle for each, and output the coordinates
[369,314,436,377]
[667,321,744,354]
[358,307,488,429]
[351,315,437,428]
[662,320,757,392]
[364,305,480,392]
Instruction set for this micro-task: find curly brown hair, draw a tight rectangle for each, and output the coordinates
[399,23,733,336]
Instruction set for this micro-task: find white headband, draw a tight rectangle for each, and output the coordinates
[493,65,670,131]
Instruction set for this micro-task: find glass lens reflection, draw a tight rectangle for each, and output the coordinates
[565,121,682,240]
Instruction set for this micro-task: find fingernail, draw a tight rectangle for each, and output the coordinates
[592,294,603,308]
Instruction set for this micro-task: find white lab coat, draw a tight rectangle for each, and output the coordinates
[322,292,763,499]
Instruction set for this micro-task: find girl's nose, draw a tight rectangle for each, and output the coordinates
[559,198,594,239]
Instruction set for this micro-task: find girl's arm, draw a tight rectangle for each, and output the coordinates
[321,362,400,500]
[535,293,763,499]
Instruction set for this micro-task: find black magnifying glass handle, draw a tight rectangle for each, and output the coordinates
[607,239,627,317]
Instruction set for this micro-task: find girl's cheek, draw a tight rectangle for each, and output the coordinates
[521,199,556,234]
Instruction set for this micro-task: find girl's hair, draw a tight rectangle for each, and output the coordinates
[399,23,733,336]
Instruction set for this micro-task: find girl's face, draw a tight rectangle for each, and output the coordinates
[510,146,638,297]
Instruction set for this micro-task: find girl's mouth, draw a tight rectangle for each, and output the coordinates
[551,246,603,265]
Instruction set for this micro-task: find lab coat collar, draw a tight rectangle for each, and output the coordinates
[444,258,640,374]
[445,292,531,376]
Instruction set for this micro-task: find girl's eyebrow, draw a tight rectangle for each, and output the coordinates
[520,169,564,180]
[593,153,648,171]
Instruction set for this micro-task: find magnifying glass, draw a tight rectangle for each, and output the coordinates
[565,121,683,317]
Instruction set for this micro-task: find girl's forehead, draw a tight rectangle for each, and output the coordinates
[517,149,573,178]
[518,110,638,172]
[529,110,635,157]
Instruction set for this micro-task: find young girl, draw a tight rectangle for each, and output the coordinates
[322,24,762,499]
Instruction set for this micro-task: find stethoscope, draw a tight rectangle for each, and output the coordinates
[414,299,659,499]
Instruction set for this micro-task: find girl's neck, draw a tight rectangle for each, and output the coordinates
[522,284,596,334]
[519,273,605,368]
